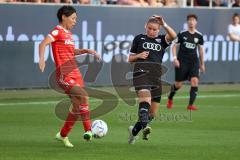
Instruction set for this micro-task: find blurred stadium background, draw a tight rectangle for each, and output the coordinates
[0,1,240,160]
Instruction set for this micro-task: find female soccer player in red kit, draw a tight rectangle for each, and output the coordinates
[39,6,100,148]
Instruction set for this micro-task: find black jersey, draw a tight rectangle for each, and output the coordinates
[130,34,170,63]
[176,30,204,62]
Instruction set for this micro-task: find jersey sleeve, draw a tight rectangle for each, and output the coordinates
[199,34,204,46]
[228,24,233,34]
[161,35,170,49]
[174,32,182,44]
[130,35,140,53]
[48,27,60,42]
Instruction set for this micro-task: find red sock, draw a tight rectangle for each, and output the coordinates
[60,108,78,137]
[79,104,91,132]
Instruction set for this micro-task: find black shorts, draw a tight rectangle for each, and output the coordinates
[133,67,162,103]
[175,61,199,81]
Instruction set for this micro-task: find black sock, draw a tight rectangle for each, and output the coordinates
[132,122,142,136]
[168,84,179,100]
[189,86,198,105]
[132,101,150,136]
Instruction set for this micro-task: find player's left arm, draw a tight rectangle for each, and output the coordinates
[153,15,177,43]
[198,45,205,73]
[164,25,177,43]
[74,49,101,60]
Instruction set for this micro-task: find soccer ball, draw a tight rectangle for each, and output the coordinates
[91,120,108,138]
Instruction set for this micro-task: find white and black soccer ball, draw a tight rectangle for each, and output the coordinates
[91,120,108,138]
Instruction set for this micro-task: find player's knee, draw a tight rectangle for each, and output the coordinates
[139,97,151,104]
[175,82,183,89]
[191,78,199,86]
[138,89,151,104]
[78,95,89,104]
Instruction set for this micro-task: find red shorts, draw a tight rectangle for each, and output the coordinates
[57,75,84,94]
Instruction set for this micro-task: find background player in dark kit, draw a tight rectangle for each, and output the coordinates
[128,15,177,144]
[167,14,205,110]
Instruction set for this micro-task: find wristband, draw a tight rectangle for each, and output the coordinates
[163,22,168,28]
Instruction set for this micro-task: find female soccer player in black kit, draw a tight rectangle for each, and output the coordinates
[167,14,205,110]
[128,15,176,144]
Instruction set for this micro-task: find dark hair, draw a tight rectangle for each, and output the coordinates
[57,6,76,22]
[147,15,161,25]
[232,13,239,19]
[187,14,198,21]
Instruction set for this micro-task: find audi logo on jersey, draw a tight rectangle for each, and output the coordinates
[143,42,161,51]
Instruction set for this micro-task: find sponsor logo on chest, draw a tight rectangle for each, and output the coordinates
[63,33,74,45]
[64,39,74,45]
[184,42,196,49]
[143,42,161,51]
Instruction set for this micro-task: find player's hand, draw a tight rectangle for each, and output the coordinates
[152,15,165,26]
[39,59,45,72]
[200,64,205,73]
[173,59,180,68]
[137,51,149,59]
[94,53,101,60]
[87,49,101,60]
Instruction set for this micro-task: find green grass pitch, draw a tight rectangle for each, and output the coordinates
[0,84,240,160]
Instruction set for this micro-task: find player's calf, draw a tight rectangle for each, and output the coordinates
[167,84,179,109]
[132,101,151,136]
[138,101,150,128]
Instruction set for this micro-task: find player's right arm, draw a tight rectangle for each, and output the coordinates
[39,36,52,72]
[152,15,177,43]
[228,33,240,41]
[198,45,205,73]
[39,28,59,72]
[128,35,149,62]
[172,33,181,68]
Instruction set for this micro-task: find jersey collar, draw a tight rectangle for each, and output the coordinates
[57,25,69,33]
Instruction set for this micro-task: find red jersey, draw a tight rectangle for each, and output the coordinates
[48,25,81,79]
